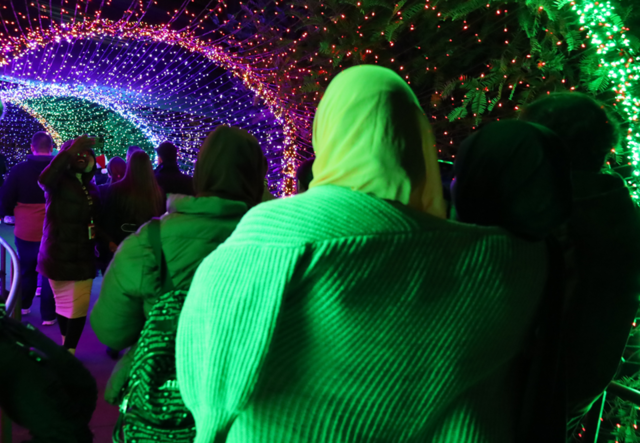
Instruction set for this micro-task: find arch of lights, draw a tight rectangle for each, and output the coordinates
[0,80,163,148]
[0,18,306,196]
[0,2,638,197]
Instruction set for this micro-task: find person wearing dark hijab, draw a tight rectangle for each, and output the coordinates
[452,120,573,443]
[98,156,126,200]
[452,120,572,239]
[90,125,266,405]
[521,93,640,437]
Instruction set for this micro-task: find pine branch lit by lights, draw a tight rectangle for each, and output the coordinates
[571,0,640,202]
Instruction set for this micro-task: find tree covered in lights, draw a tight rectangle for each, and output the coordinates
[234,1,640,439]
[0,1,301,195]
[237,0,640,189]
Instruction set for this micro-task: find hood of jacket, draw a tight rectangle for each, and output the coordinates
[167,193,248,218]
[193,126,267,208]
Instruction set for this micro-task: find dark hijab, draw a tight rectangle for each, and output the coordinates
[452,120,572,240]
[107,156,126,183]
[194,125,267,208]
[453,120,573,442]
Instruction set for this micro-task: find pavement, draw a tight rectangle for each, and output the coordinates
[0,224,120,443]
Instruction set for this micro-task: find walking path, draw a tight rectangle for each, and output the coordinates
[1,224,120,443]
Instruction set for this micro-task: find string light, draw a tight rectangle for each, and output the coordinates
[572,0,640,201]
[0,9,313,196]
[0,102,47,170]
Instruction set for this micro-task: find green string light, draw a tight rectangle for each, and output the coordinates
[572,0,640,200]
[17,95,154,158]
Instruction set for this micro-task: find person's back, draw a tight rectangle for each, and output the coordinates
[1,142,54,242]
[521,93,640,432]
[178,185,547,443]
[154,141,194,196]
[176,66,551,443]
[0,132,57,323]
[102,151,163,246]
[451,120,573,442]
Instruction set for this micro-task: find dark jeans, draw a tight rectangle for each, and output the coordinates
[15,237,55,321]
[57,315,87,350]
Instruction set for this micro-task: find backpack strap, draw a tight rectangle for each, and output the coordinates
[147,218,174,294]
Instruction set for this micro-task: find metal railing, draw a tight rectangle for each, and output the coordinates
[0,236,21,443]
[1,237,21,318]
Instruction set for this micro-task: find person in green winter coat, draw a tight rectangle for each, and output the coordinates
[90,125,267,404]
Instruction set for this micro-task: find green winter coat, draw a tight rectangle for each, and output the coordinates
[90,193,248,351]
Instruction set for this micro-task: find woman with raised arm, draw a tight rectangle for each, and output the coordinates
[37,135,100,355]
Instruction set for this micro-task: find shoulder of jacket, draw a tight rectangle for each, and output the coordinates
[10,161,28,172]
[120,222,153,254]
[225,190,512,250]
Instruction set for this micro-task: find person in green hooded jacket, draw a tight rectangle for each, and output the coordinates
[90,125,267,404]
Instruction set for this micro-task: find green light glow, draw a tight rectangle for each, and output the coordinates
[17,96,154,158]
[572,0,640,201]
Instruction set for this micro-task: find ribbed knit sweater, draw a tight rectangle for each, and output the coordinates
[176,185,548,443]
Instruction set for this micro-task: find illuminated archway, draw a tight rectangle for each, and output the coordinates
[570,1,640,200]
[0,17,309,195]
[0,82,162,148]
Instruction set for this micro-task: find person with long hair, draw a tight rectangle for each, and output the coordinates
[102,150,164,250]
[174,66,558,443]
[106,157,127,185]
[37,135,101,356]
[97,156,127,283]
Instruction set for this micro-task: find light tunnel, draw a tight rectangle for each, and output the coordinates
[0,18,302,196]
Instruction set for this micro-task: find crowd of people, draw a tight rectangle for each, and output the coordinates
[0,64,638,443]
